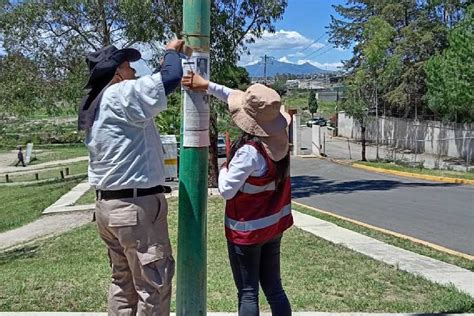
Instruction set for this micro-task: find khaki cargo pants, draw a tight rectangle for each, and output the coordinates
[95,192,174,316]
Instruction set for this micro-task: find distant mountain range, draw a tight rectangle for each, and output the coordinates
[245,60,330,77]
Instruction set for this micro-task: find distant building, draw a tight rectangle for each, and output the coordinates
[285,80,300,89]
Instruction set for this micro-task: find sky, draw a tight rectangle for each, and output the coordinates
[238,0,353,71]
[0,0,353,73]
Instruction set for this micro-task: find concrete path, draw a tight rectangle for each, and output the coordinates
[291,156,474,256]
[0,180,93,250]
[0,156,88,175]
[0,211,93,251]
[43,181,91,214]
[3,313,473,316]
[293,210,474,297]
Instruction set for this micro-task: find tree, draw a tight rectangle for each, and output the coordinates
[308,90,318,118]
[329,0,468,120]
[362,16,395,159]
[271,77,287,97]
[340,68,372,161]
[0,0,287,186]
[425,4,474,122]
[0,1,174,115]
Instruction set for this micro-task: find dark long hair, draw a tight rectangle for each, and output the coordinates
[229,132,290,190]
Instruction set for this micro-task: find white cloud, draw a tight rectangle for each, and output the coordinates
[288,52,305,58]
[239,55,261,66]
[237,29,345,70]
[335,47,347,52]
[310,42,325,49]
[278,56,294,63]
[247,30,315,50]
[240,29,325,64]
[297,59,343,70]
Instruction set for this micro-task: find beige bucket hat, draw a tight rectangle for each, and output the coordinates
[228,83,291,161]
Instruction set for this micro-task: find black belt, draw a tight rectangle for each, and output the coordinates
[96,185,171,200]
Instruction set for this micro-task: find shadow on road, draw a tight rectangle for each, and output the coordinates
[291,175,459,198]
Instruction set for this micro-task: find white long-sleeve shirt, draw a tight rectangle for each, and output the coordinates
[85,73,167,190]
[207,81,267,200]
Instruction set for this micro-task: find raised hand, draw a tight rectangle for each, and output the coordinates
[181,71,209,91]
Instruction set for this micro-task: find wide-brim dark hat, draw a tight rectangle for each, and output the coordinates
[78,45,141,131]
[85,45,141,89]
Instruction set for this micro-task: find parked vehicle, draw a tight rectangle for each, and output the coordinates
[306,117,327,127]
[217,136,226,157]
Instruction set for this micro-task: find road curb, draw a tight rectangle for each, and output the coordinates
[351,163,474,185]
[293,201,474,261]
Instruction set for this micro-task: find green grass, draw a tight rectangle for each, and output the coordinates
[0,178,85,232]
[358,161,474,180]
[293,204,474,271]
[75,188,95,205]
[1,197,473,312]
[1,162,88,183]
[283,90,337,119]
[28,145,88,165]
[283,90,308,110]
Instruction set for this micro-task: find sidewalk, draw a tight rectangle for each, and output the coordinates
[293,210,474,298]
[0,181,93,251]
[0,181,188,250]
[0,211,93,251]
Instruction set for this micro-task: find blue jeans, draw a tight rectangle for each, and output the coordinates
[227,235,291,316]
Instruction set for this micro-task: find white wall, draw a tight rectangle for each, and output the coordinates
[337,112,474,160]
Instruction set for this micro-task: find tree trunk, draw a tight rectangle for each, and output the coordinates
[361,124,367,162]
[97,0,111,46]
[208,109,219,188]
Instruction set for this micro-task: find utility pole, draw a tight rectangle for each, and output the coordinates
[261,54,274,84]
[375,79,379,161]
[177,0,210,315]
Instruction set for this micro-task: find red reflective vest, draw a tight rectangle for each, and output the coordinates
[225,141,293,245]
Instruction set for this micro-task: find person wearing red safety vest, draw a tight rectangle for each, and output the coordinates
[182,72,293,316]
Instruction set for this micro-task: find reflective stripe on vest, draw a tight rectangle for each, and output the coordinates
[225,203,291,232]
[240,181,276,194]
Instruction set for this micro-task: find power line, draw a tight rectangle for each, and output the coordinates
[299,32,327,53]
[312,46,336,58]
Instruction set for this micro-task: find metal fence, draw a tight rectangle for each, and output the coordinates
[312,125,473,171]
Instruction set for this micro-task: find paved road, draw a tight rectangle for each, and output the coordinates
[291,157,474,255]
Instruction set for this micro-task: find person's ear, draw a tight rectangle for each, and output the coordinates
[115,69,123,81]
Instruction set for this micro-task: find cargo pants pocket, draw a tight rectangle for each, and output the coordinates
[136,244,175,291]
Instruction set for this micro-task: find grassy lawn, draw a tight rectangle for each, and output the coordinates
[0,178,85,232]
[28,145,88,165]
[284,90,337,120]
[1,197,473,312]
[293,204,474,271]
[0,161,88,183]
[357,161,474,180]
[284,90,308,110]
[75,188,95,205]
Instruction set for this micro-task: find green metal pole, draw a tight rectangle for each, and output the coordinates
[176,0,210,315]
